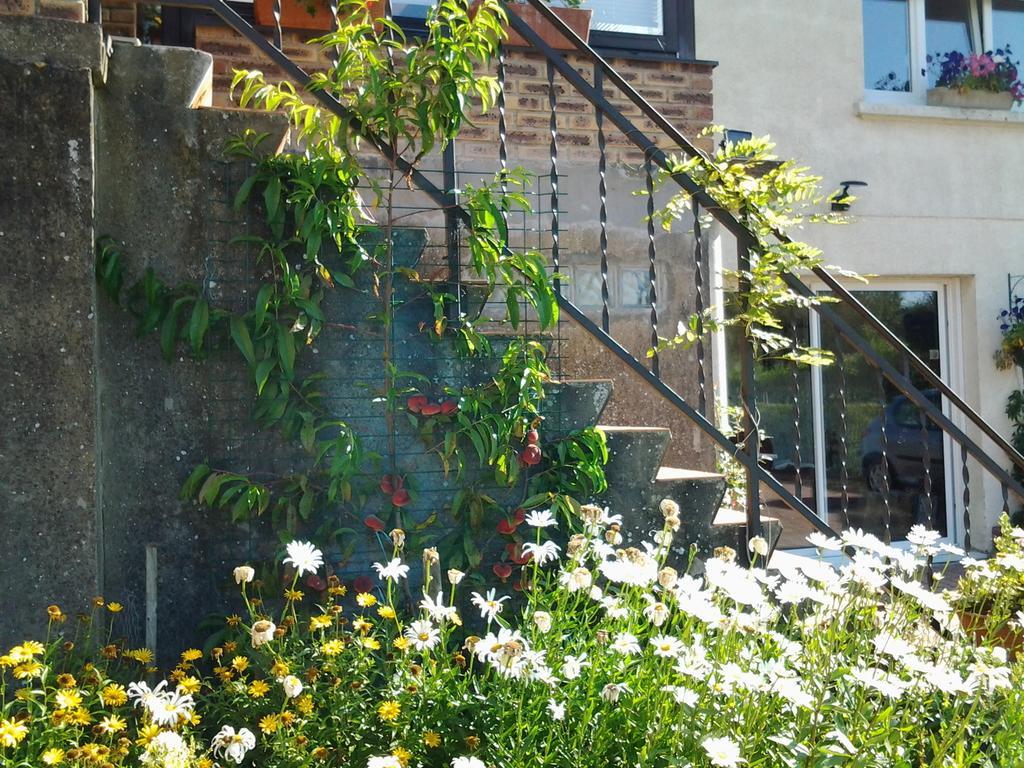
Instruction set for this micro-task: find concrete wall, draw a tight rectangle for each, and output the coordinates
[695,0,1024,549]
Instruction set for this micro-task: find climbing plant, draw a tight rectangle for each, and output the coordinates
[651,128,860,366]
[97,0,607,580]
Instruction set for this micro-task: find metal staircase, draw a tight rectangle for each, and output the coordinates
[88,0,1024,555]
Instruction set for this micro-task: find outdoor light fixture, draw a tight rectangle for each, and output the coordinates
[832,180,868,212]
[720,128,753,150]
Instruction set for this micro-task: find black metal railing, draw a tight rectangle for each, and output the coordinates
[92,0,1024,552]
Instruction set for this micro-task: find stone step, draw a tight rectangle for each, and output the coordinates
[708,507,783,565]
[108,38,213,108]
[599,425,671,488]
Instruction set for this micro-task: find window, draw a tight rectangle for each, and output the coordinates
[568,266,605,308]
[619,269,653,308]
[395,1,694,59]
[863,0,1023,101]
[991,0,1024,53]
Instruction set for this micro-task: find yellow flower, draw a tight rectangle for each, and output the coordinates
[361,636,381,650]
[377,700,401,722]
[353,618,373,633]
[100,683,128,707]
[126,648,154,664]
[231,655,250,672]
[295,694,314,714]
[392,746,411,766]
[393,637,410,651]
[284,588,304,602]
[271,660,291,678]
[309,615,333,631]
[92,596,105,608]
[54,689,83,710]
[8,641,43,662]
[280,711,296,727]
[0,718,28,748]
[106,602,124,614]
[259,713,281,734]
[328,584,347,597]
[136,723,160,746]
[321,639,344,657]
[356,593,377,607]
[424,731,442,748]
[226,614,242,627]
[214,666,234,683]
[56,673,77,688]
[42,747,66,764]
[98,715,127,734]
[377,606,396,620]
[13,661,43,679]
[66,708,92,726]
[197,759,214,768]
[0,655,13,668]
[178,676,202,695]
[47,605,65,622]
[181,648,203,662]
[248,679,270,698]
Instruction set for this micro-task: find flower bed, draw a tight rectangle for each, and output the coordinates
[928,49,1024,108]
[3,507,1024,766]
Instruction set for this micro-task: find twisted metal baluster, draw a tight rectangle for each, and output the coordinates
[875,369,893,544]
[693,200,707,416]
[547,61,560,296]
[645,155,659,377]
[961,445,972,552]
[917,378,936,530]
[497,43,509,237]
[789,325,803,503]
[272,0,283,50]
[834,340,851,530]
[595,68,610,333]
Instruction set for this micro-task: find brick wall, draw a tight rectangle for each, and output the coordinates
[0,0,84,22]
[193,22,714,161]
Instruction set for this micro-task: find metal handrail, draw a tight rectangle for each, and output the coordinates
[517,0,1024,483]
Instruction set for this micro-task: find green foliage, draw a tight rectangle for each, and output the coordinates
[651,128,862,365]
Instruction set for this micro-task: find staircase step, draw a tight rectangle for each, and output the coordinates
[709,507,783,564]
[599,425,671,487]
[541,379,611,436]
[107,39,213,108]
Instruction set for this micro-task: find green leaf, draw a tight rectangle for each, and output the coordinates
[198,473,228,507]
[264,175,281,224]
[254,358,276,395]
[180,463,211,500]
[188,299,210,356]
[276,324,296,380]
[234,174,258,212]
[230,316,256,367]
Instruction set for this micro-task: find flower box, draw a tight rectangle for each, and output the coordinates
[958,611,1024,658]
[926,87,1015,110]
[253,0,384,32]
[472,2,592,51]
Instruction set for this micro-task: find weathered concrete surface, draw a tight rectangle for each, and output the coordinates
[0,17,103,647]
[94,41,287,656]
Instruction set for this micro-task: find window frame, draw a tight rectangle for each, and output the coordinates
[589,0,696,60]
[862,0,1012,104]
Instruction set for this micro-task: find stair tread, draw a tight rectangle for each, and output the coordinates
[598,425,671,434]
[713,508,780,526]
[656,466,723,482]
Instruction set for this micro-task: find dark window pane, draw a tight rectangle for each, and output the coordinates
[993,0,1024,59]
[926,0,976,84]
[864,0,912,91]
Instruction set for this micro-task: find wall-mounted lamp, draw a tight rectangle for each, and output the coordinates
[832,180,868,212]
[719,128,753,151]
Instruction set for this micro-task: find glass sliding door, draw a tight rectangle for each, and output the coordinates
[811,286,953,545]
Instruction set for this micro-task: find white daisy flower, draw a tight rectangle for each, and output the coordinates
[523,540,560,566]
[610,632,641,655]
[650,635,684,657]
[420,592,459,624]
[405,619,441,651]
[373,558,410,582]
[525,509,558,528]
[471,588,510,621]
[547,698,566,720]
[702,736,745,767]
[283,540,324,577]
[210,728,257,766]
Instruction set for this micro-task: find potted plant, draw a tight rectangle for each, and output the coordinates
[995,296,1024,370]
[927,48,1024,109]
[954,514,1024,657]
[254,0,384,32]
[472,0,592,51]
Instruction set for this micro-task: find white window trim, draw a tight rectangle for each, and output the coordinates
[865,0,1005,105]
